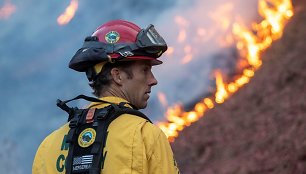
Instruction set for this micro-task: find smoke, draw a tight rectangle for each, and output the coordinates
[146,0,259,119]
[0,0,176,173]
[0,138,22,174]
[0,0,259,173]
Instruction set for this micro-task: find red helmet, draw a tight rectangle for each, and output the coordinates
[93,20,141,46]
[69,19,167,72]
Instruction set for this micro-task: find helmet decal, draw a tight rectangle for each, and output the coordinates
[105,31,120,43]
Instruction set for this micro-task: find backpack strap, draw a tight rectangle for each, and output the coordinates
[89,105,113,174]
[117,102,152,123]
[65,109,86,174]
[56,95,152,174]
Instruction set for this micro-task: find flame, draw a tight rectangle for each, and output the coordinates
[57,0,78,25]
[0,0,16,20]
[233,0,293,69]
[215,71,229,104]
[158,0,294,142]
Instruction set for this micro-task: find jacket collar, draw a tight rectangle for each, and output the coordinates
[88,96,133,109]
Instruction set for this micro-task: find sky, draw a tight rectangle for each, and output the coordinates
[0,0,258,173]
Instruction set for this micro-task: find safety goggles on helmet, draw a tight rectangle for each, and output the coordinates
[135,24,167,56]
[69,24,167,72]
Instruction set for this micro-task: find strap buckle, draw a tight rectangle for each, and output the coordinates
[96,106,112,120]
[68,110,83,128]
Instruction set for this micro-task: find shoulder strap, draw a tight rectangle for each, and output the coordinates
[115,102,152,123]
[89,103,152,174]
[56,94,110,122]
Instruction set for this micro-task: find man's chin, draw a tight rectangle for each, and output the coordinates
[137,101,148,110]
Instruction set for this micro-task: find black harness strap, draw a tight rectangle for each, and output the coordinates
[57,94,114,107]
[65,109,85,174]
[56,95,152,174]
[89,105,113,174]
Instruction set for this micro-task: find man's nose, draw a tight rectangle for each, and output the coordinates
[149,72,158,86]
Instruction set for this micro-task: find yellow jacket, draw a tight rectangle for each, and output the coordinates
[32,96,180,174]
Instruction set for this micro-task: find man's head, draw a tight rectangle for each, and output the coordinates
[92,60,158,109]
[68,20,167,109]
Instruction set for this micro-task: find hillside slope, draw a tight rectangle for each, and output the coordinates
[172,1,306,173]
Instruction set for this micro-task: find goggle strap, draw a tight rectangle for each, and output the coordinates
[81,35,166,58]
[82,41,110,50]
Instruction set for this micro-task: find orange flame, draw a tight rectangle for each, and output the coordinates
[233,0,293,69]
[0,0,16,20]
[57,0,78,25]
[158,0,294,142]
[215,71,229,104]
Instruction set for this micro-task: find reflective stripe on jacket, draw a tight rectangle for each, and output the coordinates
[32,96,180,174]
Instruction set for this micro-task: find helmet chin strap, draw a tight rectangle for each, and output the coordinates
[86,67,97,82]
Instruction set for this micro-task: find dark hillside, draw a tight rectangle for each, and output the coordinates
[172,0,306,173]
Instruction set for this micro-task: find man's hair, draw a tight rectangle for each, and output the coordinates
[89,61,134,97]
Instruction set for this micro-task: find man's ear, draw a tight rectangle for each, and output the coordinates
[110,67,123,85]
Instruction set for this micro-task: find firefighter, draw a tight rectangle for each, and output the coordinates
[32,19,180,174]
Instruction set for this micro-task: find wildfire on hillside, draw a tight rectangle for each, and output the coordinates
[157,0,294,142]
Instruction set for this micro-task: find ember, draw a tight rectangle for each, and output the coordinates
[57,0,78,25]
